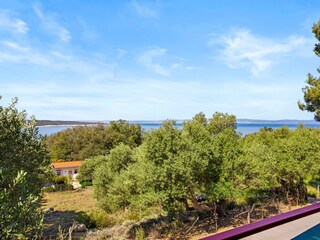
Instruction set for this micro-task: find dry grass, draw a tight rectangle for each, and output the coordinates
[40,187,98,239]
[40,186,97,212]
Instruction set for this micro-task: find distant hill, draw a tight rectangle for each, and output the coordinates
[35,120,96,126]
[34,119,320,126]
[237,119,320,124]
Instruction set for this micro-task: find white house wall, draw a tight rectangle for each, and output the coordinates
[54,167,79,177]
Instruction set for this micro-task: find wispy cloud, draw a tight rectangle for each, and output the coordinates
[89,71,114,83]
[130,0,158,18]
[33,3,71,42]
[138,47,170,76]
[117,48,127,58]
[0,10,28,34]
[0,40,115,77]
[137,47,193,76]
[209,29,311,75]
[2,41,29,52]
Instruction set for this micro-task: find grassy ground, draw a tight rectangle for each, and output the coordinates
[40,187,97,239]
[40,187,312,239]
[41,186,97,212]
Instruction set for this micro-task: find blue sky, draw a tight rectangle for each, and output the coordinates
[0,0,320,120]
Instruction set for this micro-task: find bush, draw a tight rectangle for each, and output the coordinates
[0,171,44,239]
[307,185,319,198]
[53,176,68,185]
[76,210,114,229]
[76,212,96,228]
[42,186,55,192]
[91,211,114,228]
[55,184,73,191]
[135,227,145,240]
[81,181,93,188]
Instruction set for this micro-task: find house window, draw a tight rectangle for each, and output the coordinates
[68,170,72,175]
[74,169,78,174]
[57,170,61,176]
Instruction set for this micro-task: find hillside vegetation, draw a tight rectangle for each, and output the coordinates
[44,112,320,239]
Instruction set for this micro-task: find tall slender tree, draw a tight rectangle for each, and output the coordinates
[298,19,320,120]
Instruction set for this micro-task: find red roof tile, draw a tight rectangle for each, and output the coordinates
[51,161,84,169]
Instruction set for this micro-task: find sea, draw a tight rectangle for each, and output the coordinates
[37,121,320,136]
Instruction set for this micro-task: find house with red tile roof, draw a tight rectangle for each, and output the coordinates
[51,161,84,178]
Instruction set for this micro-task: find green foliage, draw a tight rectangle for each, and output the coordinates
[77,155,107,182]
[80,181,93,187]
[108,143,135,173]
[240,126,320,203]
[0,97,49,239]
[0,171,44,239]
[76,211,114,229]
[135,227,145,240]
[94,144,137,211]
[208,112,237,134]
[298,19,320,121]
[52,176,74,191]
[93,112,320,221]
[94,113,242,215]
[0,97,50,192]
[45,120,143,161]
[76,211,96,228]
[53,176,68,185]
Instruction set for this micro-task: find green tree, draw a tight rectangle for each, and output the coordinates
[241,126,320,205]
[298,19,320,121]
[45,120,142,161]
[77,155,107,182]
[0,98,49,239]
[208,112,237,134]
[93,144,135,211]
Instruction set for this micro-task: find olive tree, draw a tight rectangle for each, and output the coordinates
[0,97,49,239]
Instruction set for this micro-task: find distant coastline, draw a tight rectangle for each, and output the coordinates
[36,119,320,136]
[35,120,95,126]
[35,119,320,127]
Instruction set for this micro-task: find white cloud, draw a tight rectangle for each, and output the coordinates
[0,40,115,76]
[130,0,157,17]
[2,41,29,52]
[0,10,28,34]
[137,47,192,76]
[33,3,71,42]
[210,29,311,75]
[138,47,170,76]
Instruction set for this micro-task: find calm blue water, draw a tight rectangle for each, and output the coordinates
[292,223,320,239]
[38,122,320,136]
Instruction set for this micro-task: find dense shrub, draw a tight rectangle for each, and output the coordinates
[80,181,93,187]
[53,176,68,185]
[77,155,107,182]
[76,211,114,229]
[0,171,44,239]
[76,212,96,228]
